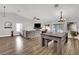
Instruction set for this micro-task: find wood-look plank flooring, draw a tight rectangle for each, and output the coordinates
[0,36,79,55]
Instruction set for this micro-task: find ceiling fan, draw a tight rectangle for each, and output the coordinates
[54,4,59,8]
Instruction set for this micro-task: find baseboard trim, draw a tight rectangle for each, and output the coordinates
[0,35,11,37]
[0,34,19,37]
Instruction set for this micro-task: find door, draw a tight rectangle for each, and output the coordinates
[52,24,64,33]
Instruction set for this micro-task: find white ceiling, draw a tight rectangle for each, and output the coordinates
[0,4,79,23]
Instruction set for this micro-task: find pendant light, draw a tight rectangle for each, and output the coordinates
[3,5,6,17]
[58,11,65,22]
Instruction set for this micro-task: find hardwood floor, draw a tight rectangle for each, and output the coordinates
[0,36,79,55]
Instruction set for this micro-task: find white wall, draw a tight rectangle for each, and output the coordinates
[1,4,79,37]
[0,13,79,37]
[0,12,34,37]
[44,17,79,33]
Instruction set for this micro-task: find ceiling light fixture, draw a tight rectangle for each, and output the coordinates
[3,5,6,17]
[58,11,65,22]
[33,16,40,20]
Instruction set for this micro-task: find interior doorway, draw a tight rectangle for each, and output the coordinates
[16,23,23,35]
[67,22,78,38]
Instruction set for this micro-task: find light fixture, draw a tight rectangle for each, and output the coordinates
[33,16,40,20]
[3,5,6,17]
[58,11,65,22]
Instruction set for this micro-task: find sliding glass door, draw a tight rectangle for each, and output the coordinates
[52,24,64,33]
